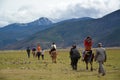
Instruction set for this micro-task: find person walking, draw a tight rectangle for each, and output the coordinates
[26,47,31,58]
[94,43,107,76]
[69,44,81,70]
[36,44,42,60]
[41,49,45,60]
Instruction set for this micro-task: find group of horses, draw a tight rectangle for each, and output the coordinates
[49,50,94,71]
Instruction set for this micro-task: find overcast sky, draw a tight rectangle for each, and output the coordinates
[0,0,120,27]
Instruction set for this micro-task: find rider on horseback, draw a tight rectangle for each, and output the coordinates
[49,42,57,63]
[50,42,56,54]
[83,36,93,61]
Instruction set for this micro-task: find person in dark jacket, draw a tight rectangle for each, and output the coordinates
[26,47,31,58]
[70,44,81,70]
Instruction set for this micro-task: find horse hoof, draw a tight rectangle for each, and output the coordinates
[86,67,88,70]
[102,73,106,76]
[91,69,93,71]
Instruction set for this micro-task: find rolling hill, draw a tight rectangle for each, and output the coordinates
[1,9,120,49]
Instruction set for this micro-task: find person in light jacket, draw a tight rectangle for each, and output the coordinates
[94,43,107,76]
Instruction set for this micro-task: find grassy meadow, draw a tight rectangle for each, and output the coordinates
[0,48,120,80]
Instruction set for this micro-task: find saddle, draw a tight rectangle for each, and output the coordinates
[83,50,92,62]
[85,51,92,55]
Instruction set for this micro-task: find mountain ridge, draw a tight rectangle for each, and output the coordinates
[3,9,120,50]
[0,9,120,50]
[0,17,53,49]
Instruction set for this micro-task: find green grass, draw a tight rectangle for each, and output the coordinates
[0,48,120,80]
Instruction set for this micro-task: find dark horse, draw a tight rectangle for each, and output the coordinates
[49,51,57,63]
[82,50,94,71]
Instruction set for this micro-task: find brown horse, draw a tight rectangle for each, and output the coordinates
[49,51,57,63]
[82,50,94,71]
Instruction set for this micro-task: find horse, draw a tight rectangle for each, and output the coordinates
[49,50,57,63]
[82,50,94,71]
[32,48,36,58]
[32,51,36,58]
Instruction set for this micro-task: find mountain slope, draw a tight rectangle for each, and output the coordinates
[0,17,53,48]
[5,9,120,49]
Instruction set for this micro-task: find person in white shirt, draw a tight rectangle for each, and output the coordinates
[50,42,56,54]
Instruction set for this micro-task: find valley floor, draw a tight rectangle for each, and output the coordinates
[0,48,120,80]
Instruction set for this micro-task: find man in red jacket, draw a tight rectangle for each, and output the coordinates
[84,36,93,51]
[82,36,93,62]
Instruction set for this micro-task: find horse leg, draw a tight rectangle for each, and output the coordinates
[51,52,55,63]
[55,54,57,63]
[86,62,88,70]
[52,54,56,63]
[52,56,54,63]
[54,57,56,63]
[90,54,94,71]
[53,54,57,63]
[33,52,35,58]
[90,62,93,71]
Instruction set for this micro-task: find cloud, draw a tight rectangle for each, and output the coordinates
[0,5,41,26]
[0,21,9,27]
[0,0,120,27]
[58,4,101,19]
[51,0,120,21]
